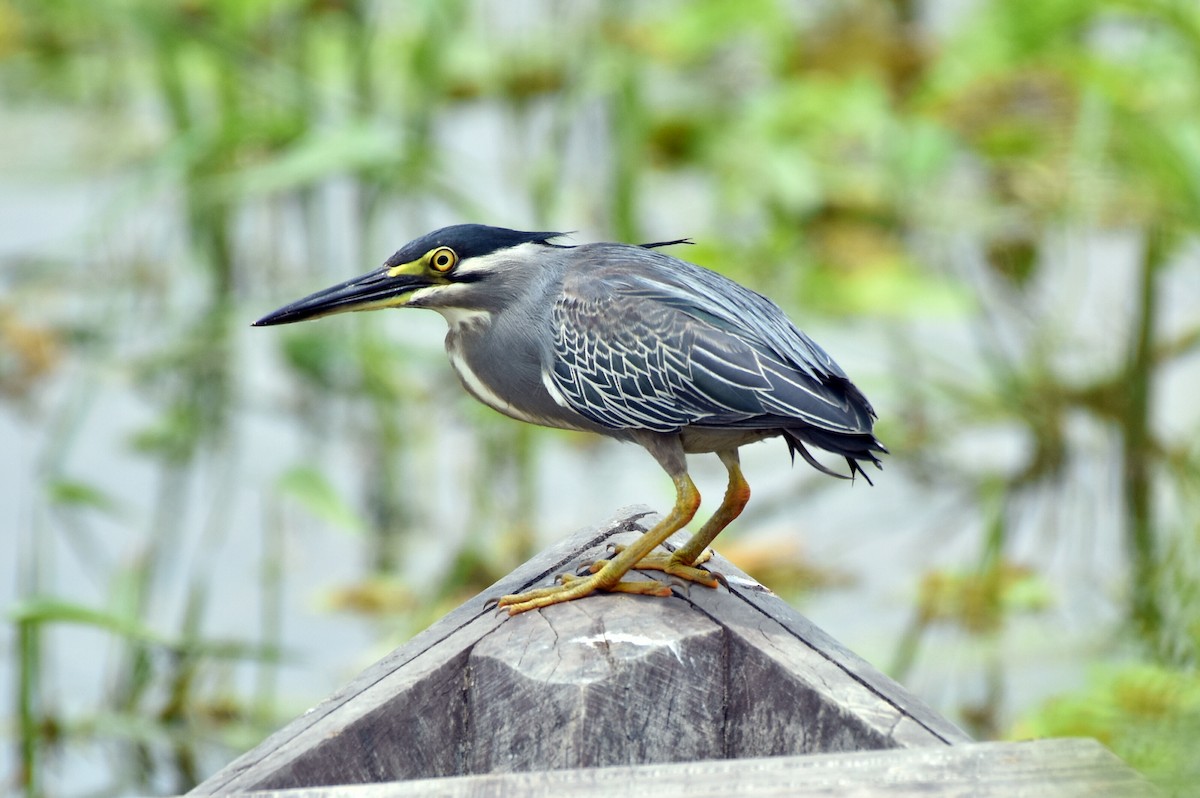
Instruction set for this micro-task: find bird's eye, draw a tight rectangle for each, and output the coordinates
[429,247,458,273]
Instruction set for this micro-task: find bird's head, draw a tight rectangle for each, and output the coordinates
[253,224,566,327]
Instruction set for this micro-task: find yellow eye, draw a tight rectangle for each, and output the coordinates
[429,247,458,273]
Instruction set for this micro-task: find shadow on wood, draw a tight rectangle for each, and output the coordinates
[192,506,1115,795]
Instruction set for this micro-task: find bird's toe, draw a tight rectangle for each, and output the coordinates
[628,552,722,589]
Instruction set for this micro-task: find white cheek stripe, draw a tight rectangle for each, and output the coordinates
[408,285,439,304]
[452,242,545,277]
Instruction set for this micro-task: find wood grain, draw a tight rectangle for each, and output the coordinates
[189,506,1017,795]
[215,739,1153,797]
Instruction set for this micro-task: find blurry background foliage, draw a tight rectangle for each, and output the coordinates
[1,0,1198,795]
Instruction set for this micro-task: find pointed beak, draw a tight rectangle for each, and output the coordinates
[253,267,433,327]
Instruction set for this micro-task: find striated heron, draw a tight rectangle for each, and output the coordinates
[255,225,886,614]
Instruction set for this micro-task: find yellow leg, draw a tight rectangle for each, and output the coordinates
[589,450,750,589]
[671,450,750,566]
[495,474,701,615]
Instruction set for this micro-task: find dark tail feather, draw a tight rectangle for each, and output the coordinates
[783,427,887,486]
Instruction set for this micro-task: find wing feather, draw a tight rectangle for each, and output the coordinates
[545,248,876,435]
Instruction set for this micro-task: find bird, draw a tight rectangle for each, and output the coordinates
[254,224,886,614]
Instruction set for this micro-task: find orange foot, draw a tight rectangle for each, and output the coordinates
[585,545,720,589]
[494,572,672,615]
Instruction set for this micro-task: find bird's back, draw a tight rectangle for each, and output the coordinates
[535,242,885,479]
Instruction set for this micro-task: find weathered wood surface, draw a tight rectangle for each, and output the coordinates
[192,506,972,795]
[212,739,1154,797]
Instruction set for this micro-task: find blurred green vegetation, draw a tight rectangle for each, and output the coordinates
[1015,663,1200,795]
[2,0,1199,795]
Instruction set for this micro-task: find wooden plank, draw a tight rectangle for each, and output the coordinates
[465,590,726,772]
[646,522,971,749]
[192,508,657,794]
[687,543,971,748]
[213,739,1155,797]
[191,506,970,794]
